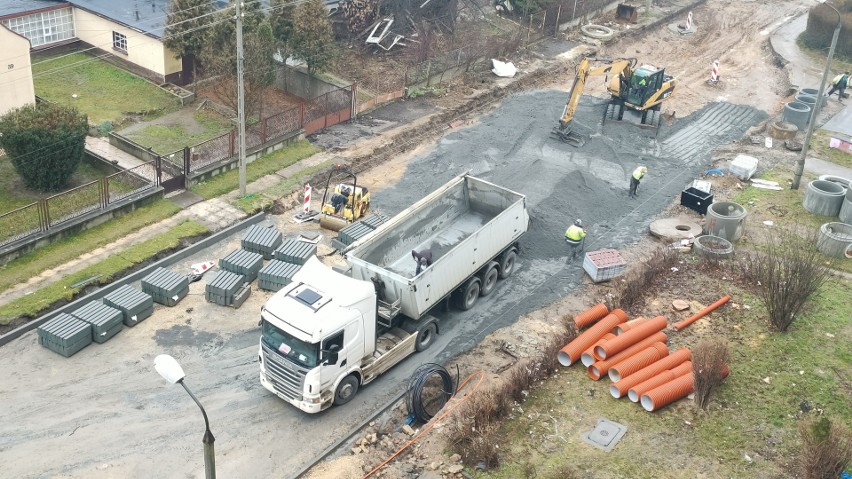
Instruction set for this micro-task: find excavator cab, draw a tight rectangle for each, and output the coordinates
[318,166,371,231]
[625,65,666,106]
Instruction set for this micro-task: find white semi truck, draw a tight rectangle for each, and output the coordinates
[258,174,529,412]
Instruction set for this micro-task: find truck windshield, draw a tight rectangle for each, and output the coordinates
[261,320,319,368]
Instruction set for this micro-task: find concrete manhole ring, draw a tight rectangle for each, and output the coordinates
[581,24,614,40]
[694,235,734,259]
[649,217,703,242]
[769,120,798,140]
[785,139,803,151]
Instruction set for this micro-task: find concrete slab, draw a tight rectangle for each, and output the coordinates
[822,103,852,138]
[168,190,205,208]
[580,418,627,452]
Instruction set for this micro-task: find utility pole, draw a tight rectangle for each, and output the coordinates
[236,0,247,196]
[792,2,841,190]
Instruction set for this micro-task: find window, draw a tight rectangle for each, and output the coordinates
[112,31,127,53]
[1,7,75,48]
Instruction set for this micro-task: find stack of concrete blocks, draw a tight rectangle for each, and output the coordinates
[274,240,317,266]
[141,267,190,307]
[241,224,284,260]
[37,313,93,357]
[220,249,264,282]
[103,285,154,327]
[258,261,303,292]
[70,301,124,343]
[336,213,389,248]
[583,249,628,283]
[205,270,250,308]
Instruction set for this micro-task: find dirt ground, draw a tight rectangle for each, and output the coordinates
[302,0,831,477]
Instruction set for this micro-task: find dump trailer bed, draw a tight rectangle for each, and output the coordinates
[346,174,529,320]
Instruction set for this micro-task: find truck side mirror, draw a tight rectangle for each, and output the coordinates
[323,344,341,365]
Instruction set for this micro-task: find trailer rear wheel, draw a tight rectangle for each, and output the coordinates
[333,375,360,406]
[415,322,438,352]
[479,262,500,297]
[455,279,481,310]
[498,249,518,279]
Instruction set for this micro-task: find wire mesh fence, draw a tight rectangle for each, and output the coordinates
[0,202,44,248]
[105,161,157,204]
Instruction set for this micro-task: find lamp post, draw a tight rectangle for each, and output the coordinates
[792,0,842,190]
[154,354,216,479]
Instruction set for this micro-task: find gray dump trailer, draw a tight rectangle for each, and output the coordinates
[258,174,529,412]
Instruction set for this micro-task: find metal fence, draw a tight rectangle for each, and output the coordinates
[189,85,354,172]
[0,160,163,248]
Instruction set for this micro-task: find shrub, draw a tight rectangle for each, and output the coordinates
[0,103,88,191]
[691,339,730,409]
[740,226,832,332]
[612,248,678,310]
[798,416,852,479]
[97,120,114,136]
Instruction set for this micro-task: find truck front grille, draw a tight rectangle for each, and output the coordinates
[262,343,308,401]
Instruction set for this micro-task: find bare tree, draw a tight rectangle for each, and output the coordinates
[798,416,852,479]
[740,225,833,332]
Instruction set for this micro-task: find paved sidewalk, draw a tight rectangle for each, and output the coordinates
[85,137,147,170]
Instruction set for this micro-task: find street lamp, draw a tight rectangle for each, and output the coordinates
[792,0,842,190]
[154,354,216,479]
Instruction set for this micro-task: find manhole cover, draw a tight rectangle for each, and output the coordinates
[580,418,627,452]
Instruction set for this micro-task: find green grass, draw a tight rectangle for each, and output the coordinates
[123,110,235,154]
[235,159,334,214]
[0,220,208,324]
[810,129,852,169]
[483,278,852,479]
[0,200,181,294]
[32,52,177,124]
[192,140,321,200]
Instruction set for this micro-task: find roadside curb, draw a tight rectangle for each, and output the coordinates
[0,213,267,346]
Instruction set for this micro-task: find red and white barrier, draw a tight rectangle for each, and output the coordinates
[686,11,693,31]
[709,60,719,83]
[304,184,312,214]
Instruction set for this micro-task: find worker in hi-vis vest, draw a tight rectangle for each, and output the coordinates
[564,219,586,260]
[827,72,850,102]
[629,165,648,198]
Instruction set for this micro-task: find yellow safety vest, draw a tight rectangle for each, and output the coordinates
[565,225,586,241]
[632,167,646,181]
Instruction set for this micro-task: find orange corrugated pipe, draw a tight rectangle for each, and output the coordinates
[573,303,610,329]
[640,366,729,412]
[607,342,670,381]
[609,348,692,398]
[628,361,693,402]
[581,333,616,367]
[672,295,731,331]
[615,317,648,335]
[594,316,667,360]
[557,309,628,366]
[587,331,668,381]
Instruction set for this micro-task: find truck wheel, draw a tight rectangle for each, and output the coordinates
[455,279,480,311]
[479,262,500,297]
[415,322,438,352]
[333,375,359,406]
[498,250,518,279]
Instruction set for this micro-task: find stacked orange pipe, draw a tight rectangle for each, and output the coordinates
[672,295,731,331]
[615,317,648,335]
[557,309,627,366]
[628,361,693,402]
[573,303,609,329]
[608,342,670,381]
[640,366,729,412]
[594,316,667,360]
[609,348,692,398]
[587,331,668,381]
[580,333,616,367]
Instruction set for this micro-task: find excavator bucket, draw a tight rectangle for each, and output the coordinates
[319,213,350,231]
[616,4,638,23]
[550,127,587,147]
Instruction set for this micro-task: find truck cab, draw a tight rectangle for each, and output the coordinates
[259,258,376,413]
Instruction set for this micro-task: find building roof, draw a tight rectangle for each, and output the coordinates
[0,0,68,19]
[68,0,173,38]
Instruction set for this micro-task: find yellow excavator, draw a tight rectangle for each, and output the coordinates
[318,165,371,231]
[552,56,677,146]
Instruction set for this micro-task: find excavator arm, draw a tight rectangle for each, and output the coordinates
[552,57,635,146]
